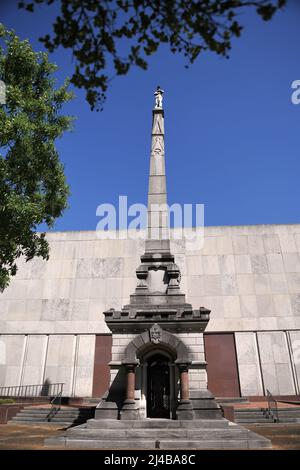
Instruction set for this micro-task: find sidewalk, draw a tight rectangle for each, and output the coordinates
[0,423,67,450]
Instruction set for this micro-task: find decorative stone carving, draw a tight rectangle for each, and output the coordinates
[152,136,164,155]
[152,113,163,134]
[150,323,162,344]
[167,263,181,291]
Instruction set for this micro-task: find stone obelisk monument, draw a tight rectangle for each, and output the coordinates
[47,88,271,448]
[97,85,215,421]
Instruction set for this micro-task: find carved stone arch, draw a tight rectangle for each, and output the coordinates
[122,327,191,365]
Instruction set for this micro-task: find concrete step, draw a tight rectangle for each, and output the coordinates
[10,418,80,425]
[19,411,92,417]
[8,420,74,426]
[11,415,88,422]
[22,407,92,413]
[274,407,300,411]
[217,398,249,404]
[159,438,271,450]
[235,407,300,413]
[235,408,265,413]
[66,428,252,440]
[235,407,300,424]
[46,437,270,450]
[276,418,300,423]
[86,418,230,429]
[235,415,269,420]
[10,406,94,425]
[236,419,271,423]
[237,419,300,424]
[236,419,272,424]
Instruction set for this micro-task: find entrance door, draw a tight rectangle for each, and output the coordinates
[147,354,170,418]
[204,333,241,398]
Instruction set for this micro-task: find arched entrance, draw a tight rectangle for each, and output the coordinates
[139,348,177,419]
[121,327,192,420]
[147,353,170,418]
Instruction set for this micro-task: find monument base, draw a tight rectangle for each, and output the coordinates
[45,417,272,449]
[95,397,119,420]
[176,400,194,420]
[120,399,140,420]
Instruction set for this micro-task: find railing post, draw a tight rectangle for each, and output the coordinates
[266,389,279,424]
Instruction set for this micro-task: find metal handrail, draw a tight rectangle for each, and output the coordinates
[46,384,64,422]
[0,382,64,399]
[265,389,279,423]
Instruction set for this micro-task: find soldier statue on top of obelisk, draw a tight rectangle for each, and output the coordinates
[154,85,164,108]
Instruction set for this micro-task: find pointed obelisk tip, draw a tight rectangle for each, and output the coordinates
[154,85,164,109]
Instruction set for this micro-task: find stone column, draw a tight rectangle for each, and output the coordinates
[176,362,194,420]
[120,362,140,420]
[179,364,190,401]
[140,363,148,418]
[125,364,136,401]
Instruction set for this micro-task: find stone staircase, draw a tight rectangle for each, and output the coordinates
[9,406,94,426]
[235,407,300,424]
[45,418,271,449]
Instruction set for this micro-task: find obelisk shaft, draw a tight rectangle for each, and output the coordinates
[145,105,170,254]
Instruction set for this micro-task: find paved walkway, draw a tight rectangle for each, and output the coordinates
[246,424,300,450]
[0,423,67,450]
[0,422,299,450]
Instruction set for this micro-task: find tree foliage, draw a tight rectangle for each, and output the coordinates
[19,0,286,110]
[0,25,73,291]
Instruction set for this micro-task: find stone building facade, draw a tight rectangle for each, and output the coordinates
[1,224,300,399]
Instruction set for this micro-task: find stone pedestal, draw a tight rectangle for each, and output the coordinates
[120,363,140,420]
[189,390,223,420]
[95,392,119,420]
[119,399,140,420]
[176,400,194,420]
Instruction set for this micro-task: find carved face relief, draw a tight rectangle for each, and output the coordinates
[150,323,162,344]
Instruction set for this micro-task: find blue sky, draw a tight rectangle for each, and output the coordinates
[1,1,300,231]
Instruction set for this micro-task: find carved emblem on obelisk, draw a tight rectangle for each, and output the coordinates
[152,136,164,155]
[150,323,162,344]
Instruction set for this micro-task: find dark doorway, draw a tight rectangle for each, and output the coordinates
[147,354,170,418]
[204,333,241,398]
